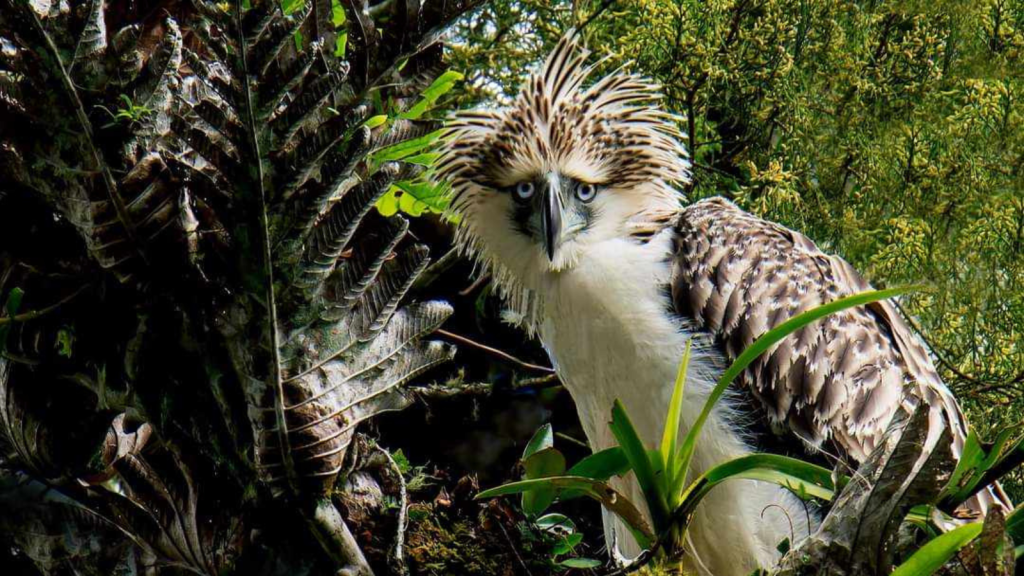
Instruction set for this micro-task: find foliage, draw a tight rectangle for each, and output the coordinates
[372,71,465,217]
[448,0,1024,499]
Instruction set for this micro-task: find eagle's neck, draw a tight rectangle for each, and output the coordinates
[530,228,731,460]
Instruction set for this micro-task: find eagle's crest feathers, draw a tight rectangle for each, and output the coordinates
[438,31,691,328]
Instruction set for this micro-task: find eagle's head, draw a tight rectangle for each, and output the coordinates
[438,31,690,319]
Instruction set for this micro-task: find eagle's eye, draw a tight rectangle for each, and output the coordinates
[575,182,597,203]
[513,181,535,203]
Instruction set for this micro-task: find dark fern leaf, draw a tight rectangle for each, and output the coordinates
[2,0,482,572]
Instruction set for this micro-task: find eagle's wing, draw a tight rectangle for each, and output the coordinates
[670,197,1008,513]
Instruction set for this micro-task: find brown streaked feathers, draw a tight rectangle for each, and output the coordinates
[672,197,1010,514]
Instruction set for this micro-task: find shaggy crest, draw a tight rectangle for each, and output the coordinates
[436,30,691,327]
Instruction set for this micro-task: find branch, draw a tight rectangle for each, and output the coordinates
[0,285,90,326]
[412,373,561,400]
[434,329,555,374]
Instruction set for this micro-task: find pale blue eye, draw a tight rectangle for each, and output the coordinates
[576,182,597,202]
[515,182,535,200]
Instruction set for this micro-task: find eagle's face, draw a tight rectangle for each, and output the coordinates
[438,32,690,296]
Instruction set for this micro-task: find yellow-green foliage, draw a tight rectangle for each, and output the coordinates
[450,0,1024,495]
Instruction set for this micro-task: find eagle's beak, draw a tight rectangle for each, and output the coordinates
[541,174,564,261]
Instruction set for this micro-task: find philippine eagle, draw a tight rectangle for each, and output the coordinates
[437,31,1009,575]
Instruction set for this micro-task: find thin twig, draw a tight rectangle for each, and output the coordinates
[497,519,534,576]
[435,329,555,373]
[459,273,490,296]
[412,373,562,401]
[0,285,91,326]
[555,432,589,450]
[513,373,562,389]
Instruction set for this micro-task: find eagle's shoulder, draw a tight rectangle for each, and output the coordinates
[668,196,959,465]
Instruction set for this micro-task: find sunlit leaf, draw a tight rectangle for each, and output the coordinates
[371,130,442,163]
[400,70,464,120]
[662,338,692,503]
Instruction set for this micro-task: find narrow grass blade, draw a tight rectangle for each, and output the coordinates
[673,286,919,504]
[661,339,692,501]
[675,454,840,523]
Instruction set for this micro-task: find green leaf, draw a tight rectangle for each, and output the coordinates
[521,424,565,517]
[535,513,576,534]
[363,114,388,129]
[376,179,450,217]
[391,448,410,474]
[552,532,583,555]
[524,423,554,460]
[559,557,602,569]
[376,186,400,217]
[370,130,443,163]
[1007,505,1023,544]
[673,286,920,504]
[399,70,464,120]
[55,327,73,358]
[675,454,839,524]
[401,151,442,166]
[661,338,692,503]
[335,32,348,57]
[5,287,24,317]
[1,287,24,350]
[610,400,670,533]
[946,429,1020,505]
[280,0,305,15]
[890,521,984,576]
[476,475,654,545]
[566,447,630,480]
[330,0,345,25]
[943,429,985,500]
[522,450,565,516]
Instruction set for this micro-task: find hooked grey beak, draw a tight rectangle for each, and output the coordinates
[541,174,563,261]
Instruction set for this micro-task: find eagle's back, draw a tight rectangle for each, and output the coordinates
[671,197,1010,514]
